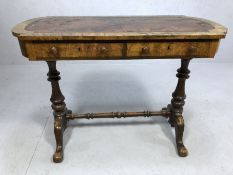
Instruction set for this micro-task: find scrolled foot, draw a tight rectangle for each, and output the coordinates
[174,115,188,157]
[177,143,188,157]
[53,149,63,163]
[53,118,64,163]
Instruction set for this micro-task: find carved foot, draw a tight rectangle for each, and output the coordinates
[53,118,64,163]
[177,142,188,157]
[174,115,188,157]
[53,146,63,163]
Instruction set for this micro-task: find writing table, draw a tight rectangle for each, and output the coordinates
[12,16,227,163]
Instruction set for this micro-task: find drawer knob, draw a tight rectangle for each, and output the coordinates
[50,46,58,55]
[100,46,108,53]
[141,46,150,54]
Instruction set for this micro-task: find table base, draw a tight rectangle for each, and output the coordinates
[46,59,191,163]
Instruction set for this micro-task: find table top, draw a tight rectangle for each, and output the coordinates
[12,16,227,41]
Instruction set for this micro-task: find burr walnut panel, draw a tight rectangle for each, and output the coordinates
[126,40,219,58]
[20,40,219,60]
[22,42,124,60]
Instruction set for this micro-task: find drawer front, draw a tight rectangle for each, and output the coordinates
[22,40,219,60]
[127,41,219,58]
[24,43,124,60]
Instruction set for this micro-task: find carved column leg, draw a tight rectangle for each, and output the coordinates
[167,58,191,157]
[47,61,71,163]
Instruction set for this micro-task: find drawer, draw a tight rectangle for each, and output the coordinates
[127,41,219,58]
[23,42,124,60]
[21,40,219,60]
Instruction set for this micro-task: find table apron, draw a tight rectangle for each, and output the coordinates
[19,40,220,60]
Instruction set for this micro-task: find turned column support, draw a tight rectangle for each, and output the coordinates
[46,59,191,161]
[46,61,71,163]
[167,58,191,157]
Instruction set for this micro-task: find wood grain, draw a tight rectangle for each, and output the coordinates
[11,16,228,162]
[25,16,214,33]
[13,16,226,60]
[12,16,227,40]
[20,40,220,60]
[127,40,219,58]
[23,42,124,60]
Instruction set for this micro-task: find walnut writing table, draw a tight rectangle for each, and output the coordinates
[12,16,227,163]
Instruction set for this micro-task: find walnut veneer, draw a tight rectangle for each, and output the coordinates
[12,16,227,163]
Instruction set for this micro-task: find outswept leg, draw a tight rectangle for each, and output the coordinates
[47,61,71,163]
[167,58,191,157]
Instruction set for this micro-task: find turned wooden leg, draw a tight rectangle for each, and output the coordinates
[168,58,191,157]
[47,61,71,163]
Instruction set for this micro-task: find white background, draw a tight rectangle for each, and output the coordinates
[0,0,232,64]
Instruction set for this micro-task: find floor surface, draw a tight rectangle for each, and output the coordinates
[0,61,233,175]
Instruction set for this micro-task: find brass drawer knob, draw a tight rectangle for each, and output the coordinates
[50,46,58,55]
[99,46,108,53]
[141,46,150,54]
